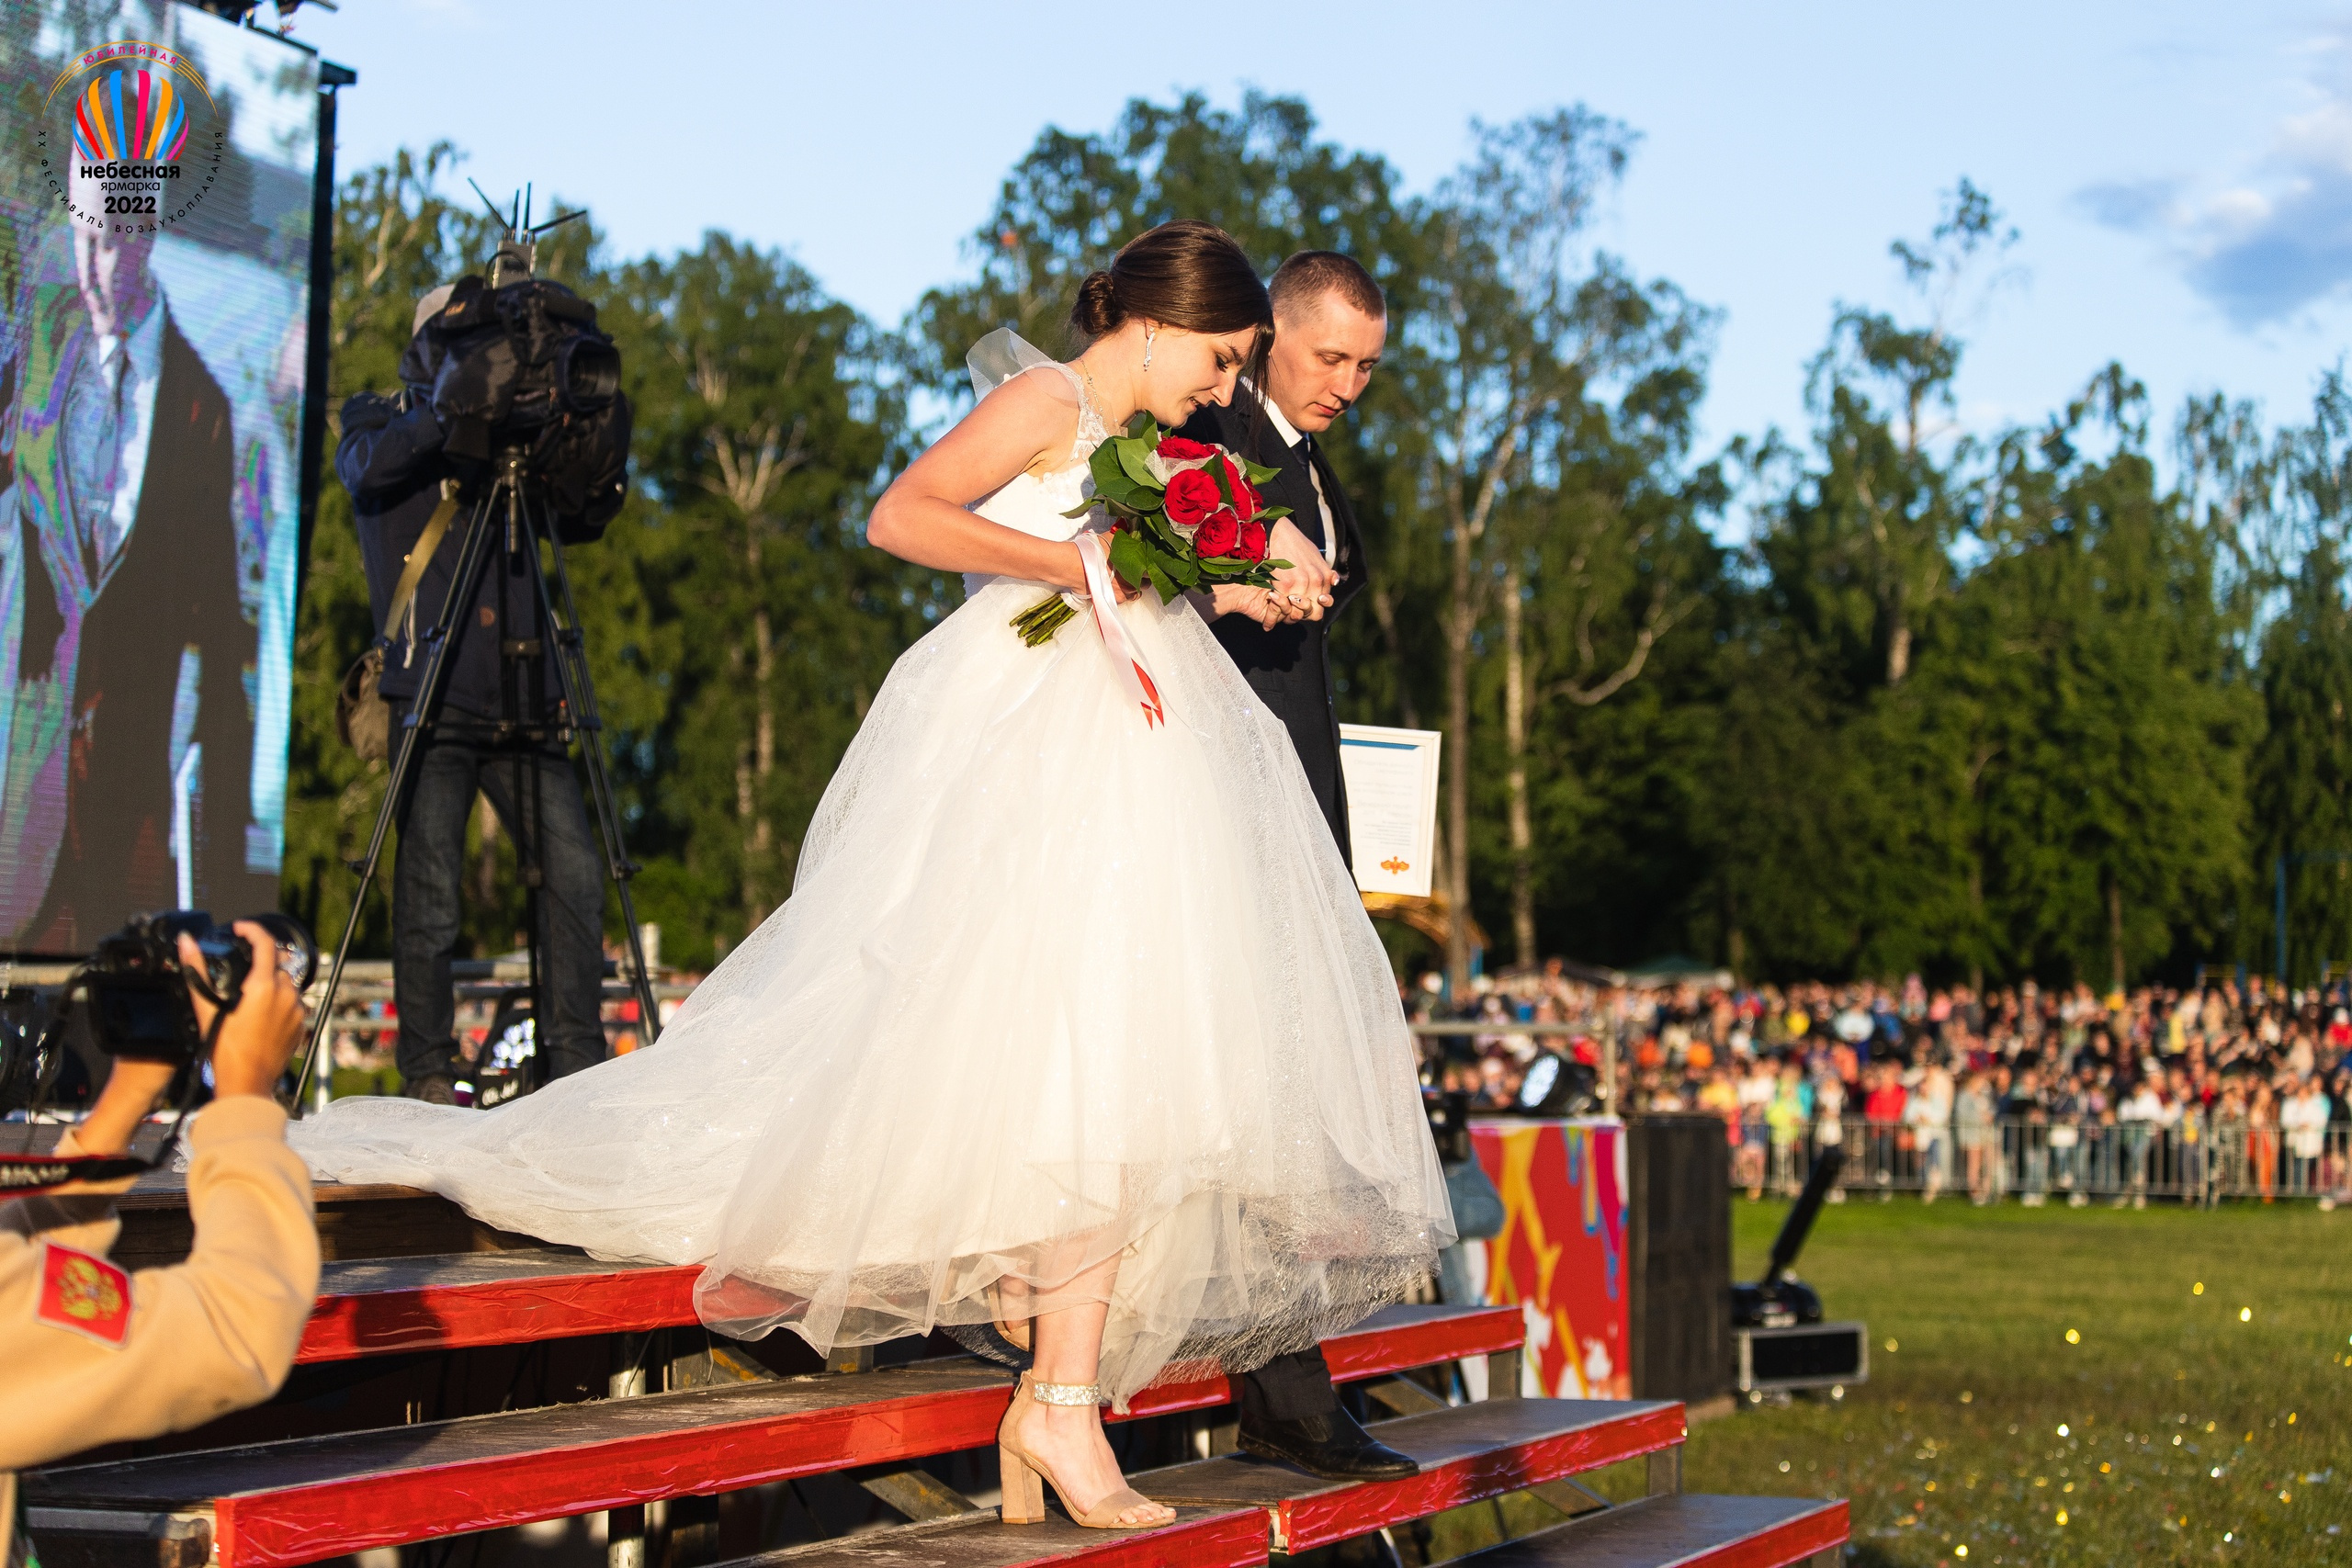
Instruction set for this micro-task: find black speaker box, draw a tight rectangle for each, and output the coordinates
[1627,1112,1732,1404]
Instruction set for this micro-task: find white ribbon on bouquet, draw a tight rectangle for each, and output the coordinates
[1073,531,1165,729]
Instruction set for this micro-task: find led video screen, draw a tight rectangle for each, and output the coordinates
[0,1,320,953]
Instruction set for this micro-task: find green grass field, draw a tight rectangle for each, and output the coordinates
[1417,1198,2349,1566]
[1659,1200,2346,1565]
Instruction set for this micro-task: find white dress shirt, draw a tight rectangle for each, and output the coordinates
[71,304,165,582]
[1257,393,1338,564]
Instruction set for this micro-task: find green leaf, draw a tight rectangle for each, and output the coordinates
[1254,504,1293,524]
[1090,441,1142,504]
[1240,457,1282,486]
[1115,436,1163,494]
[1145,559,1180,602]
[1139,510,1188,554]
[1108,529,1151,588]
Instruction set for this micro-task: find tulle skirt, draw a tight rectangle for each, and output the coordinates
[292,578,1453,1403]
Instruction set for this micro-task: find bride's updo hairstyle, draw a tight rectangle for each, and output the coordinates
[1069,220,1272,354]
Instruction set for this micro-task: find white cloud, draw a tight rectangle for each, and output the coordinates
[2082,22,2352,329]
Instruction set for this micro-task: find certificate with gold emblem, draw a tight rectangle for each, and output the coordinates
[1338,724,1442,898]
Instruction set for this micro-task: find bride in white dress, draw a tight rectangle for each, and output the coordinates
[294,220,1452,1529]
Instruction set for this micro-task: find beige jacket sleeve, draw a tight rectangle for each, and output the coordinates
[0,1097,319,1471]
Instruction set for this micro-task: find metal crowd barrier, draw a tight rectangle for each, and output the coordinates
[1723,1115,2350,1206]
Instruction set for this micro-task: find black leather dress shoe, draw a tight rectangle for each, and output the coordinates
[1237,1407,1419,1481]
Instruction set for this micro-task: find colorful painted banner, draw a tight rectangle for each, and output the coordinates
[1464,1117,1629,1398]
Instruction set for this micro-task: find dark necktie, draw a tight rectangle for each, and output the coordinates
[1291,434,1331,555]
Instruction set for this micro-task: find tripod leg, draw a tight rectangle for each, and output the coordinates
[522,497,663,1043]
[295,491,508,1107]
[496,479,553,1093]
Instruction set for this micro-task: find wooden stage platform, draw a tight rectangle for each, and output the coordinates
[21,1164,1847,1568]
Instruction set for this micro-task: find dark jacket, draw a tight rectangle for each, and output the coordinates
[19,310,264,950]
[338,363,617,727]
[1178,386,1367,862]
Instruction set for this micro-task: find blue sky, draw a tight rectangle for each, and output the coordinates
[295,1,2352,496]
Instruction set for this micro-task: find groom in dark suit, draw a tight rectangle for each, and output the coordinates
[1178,252,1417,1482]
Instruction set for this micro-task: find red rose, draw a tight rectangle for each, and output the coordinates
[1156,435,1215,460]
[1215,454,1263,520]
[1236,520,1269,563]
[1163,468,1222,529]
[1193,508,1242,558]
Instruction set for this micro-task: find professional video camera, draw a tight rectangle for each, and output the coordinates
[424,273,621,453]
[410,184,630,517]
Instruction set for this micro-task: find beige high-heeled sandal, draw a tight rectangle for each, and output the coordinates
[992,1281,1032,1354]
[997,1372,1173,1529]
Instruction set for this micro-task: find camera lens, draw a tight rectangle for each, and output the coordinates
[247,914,319,994]
[556,335,620,413]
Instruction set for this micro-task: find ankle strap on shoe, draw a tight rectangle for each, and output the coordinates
[1025,1377,1104,1405]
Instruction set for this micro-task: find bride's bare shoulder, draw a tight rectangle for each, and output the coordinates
[883,365,1080,515]
[966,364,1084,479]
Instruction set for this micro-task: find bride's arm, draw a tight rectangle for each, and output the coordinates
[867,373,1089,591]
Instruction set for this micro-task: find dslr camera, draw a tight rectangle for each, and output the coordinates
[84,911,317,1064]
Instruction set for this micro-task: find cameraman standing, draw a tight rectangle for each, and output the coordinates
[2,925,319,1563]
[340,288,627,1102]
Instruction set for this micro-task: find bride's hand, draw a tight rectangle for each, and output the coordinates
[1063,541,1144,602]
[1207,583,1297,629]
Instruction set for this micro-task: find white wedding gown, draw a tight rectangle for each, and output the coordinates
[293,338,1453,1404]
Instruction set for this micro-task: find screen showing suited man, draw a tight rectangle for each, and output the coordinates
[0,6,323,953]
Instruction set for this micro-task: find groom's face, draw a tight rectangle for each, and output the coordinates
[1264,295,1387,434]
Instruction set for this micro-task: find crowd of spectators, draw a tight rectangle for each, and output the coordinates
[1406,962,2352,1209]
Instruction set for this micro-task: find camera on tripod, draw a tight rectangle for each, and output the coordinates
[412,184,631,523]
[425,268,621,461]
[297,182,663,1106]
[85,912,318,1064]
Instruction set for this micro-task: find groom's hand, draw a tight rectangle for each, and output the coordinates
[1267,517,1336,622]
[1207,584,1301,629]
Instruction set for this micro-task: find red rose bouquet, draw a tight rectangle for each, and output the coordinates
[1010,412,1292,648]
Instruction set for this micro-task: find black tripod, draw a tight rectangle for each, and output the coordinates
[295,446,661,1105]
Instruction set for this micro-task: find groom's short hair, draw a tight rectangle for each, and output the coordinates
[1270,252,1385,323]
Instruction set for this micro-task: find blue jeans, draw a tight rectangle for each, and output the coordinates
[392,722,607,1085]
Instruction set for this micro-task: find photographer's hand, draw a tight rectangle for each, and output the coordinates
[178,925,304,1101]
[71,1058,175,1157]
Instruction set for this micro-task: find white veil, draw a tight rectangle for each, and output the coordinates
[966,326,1068,402]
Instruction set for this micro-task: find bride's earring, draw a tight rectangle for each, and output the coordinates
[1143,326,1155,371]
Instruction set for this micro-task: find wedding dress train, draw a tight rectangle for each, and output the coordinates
[293,335,1453,1404]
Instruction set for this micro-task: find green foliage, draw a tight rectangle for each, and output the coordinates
[910,91,1420,392]
[284,115,2352,990]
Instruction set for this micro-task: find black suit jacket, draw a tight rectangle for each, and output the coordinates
[1178,388,1366,863]
[23,310,258,949]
